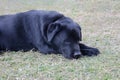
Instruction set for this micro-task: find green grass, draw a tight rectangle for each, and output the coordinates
[0,0,120,80]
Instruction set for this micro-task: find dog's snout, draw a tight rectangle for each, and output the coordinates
[73,51,82,59]
[80,31,82,41]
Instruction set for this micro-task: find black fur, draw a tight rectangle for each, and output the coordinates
[0,10,100,59]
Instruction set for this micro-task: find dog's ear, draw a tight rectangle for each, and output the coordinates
[47,23,61,42]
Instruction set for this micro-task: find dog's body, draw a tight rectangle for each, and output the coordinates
[0,10,99,59]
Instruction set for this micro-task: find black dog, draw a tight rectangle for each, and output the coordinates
[0,10,100,59]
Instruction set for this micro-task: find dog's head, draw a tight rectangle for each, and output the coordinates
[46,17,82,59]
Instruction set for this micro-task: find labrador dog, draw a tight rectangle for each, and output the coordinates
[0,10,100,59]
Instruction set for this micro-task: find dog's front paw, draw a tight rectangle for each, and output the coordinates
[81,48,100,56]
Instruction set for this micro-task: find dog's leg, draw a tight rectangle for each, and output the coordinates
[79,43,100,56]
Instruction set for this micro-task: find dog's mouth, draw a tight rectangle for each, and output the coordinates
[61,50,82,59]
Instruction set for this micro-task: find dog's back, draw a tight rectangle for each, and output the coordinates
[0,10,63,52]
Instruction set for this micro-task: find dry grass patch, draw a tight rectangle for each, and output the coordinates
[0,0,120,80]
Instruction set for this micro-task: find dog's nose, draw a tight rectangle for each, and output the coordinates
[73,51,82,59]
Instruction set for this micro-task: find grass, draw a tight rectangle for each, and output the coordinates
[0,0,120,80]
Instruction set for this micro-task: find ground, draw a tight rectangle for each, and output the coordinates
[0,0,120,80]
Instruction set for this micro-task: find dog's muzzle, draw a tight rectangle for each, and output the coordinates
[73,51,82,59]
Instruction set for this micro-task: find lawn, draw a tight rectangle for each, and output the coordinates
[0,0,120,80]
